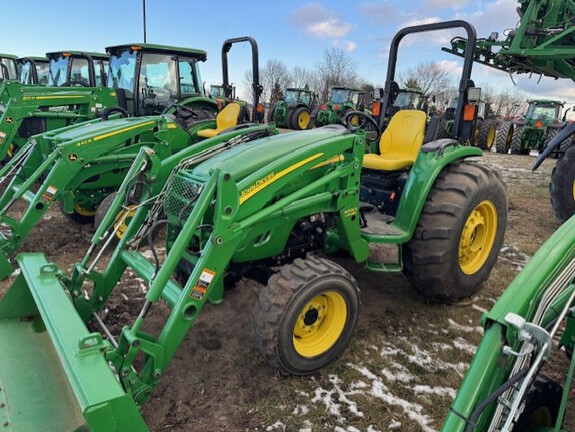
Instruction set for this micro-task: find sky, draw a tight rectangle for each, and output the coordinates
[2,0,574,110]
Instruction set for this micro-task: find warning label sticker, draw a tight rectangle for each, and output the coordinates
[41,185,58,203]
[191,268,216,300]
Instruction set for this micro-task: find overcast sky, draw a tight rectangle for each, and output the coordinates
[1,0,574,107]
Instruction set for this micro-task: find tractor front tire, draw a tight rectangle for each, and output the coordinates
[550,144,575,223]
[496,121,513,154]
[64,203,96,224]
[403,161,507,302]
[252,256,360,375]
[290,107,312,130]
[514,375,563,430]
[510,126,528,155]
[477,119,497,150]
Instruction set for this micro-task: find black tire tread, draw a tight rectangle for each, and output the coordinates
[477,118,497,150]
[510,125,526,155]
[550,144,575,223]
[496,121,513,154]
[402,161,507,302]
[252,255,359,374]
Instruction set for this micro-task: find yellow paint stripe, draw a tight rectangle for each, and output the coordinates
[239,153,324,205]
[35,95,87,100]
[94,121,156,141]
[311,154,344,169]
[167,123,178,129]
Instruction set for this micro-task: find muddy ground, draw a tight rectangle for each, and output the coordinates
[2,150,573,431]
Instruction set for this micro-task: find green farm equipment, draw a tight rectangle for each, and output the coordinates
[268,87,318,130]
[16,56,50,85]
[496,99,570,155]
[0,21,506,431]
[0,37,265,278]
[314,86,366,127]
[439,96,498,150]
[442,156,575,430]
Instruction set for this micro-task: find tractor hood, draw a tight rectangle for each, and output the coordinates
[193,125,349,181]
[49,116,159,144]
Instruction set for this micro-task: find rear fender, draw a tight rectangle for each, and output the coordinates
[392,139,482,240]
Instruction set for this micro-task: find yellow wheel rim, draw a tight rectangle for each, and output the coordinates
[487,125,496,148]
[293,291,347,358]
[113,206,136,239]
[350,115,360,127]
[459,200,498,275]
[298,111,310,129]
[572,179,575,202]
[74,204,96,217]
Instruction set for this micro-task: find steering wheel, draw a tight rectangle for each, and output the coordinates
[61,80,89,87]
[343,110,382,143]
[175,104,199,120]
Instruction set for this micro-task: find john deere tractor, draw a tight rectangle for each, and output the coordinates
[495,99,570,155]
[314,86,366,127]
[46,51,109,87]
[0,21,507,431]
[268,87,318,130]
[441,150,575,432]
[16,56,50,85]
[438,96,497,150]
[0,37,267,278]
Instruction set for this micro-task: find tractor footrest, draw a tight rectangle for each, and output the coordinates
[366,243,403,273]
[0,253,149,432]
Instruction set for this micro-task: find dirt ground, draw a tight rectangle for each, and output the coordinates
[1,149,573,431]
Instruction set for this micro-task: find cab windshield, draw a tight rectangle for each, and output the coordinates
[526,103,558,121]
[330,89,351,104]
[48,56,70,86]
[108,50,137,92]
[210,85,225,98]
[284,90,300,104]
[394,91,423,109]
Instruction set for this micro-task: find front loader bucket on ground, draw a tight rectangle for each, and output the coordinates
[0,254,148,432]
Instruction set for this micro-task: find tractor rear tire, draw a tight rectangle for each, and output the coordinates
[514,375,563,430]
[543,127,566,159]
[477,118,497,150]
[473,119,483,147]
[510,126,528,155]
[496,121,513,154]
[252,255,360,375]
[550,144,575,223]
[290,107,312,130]
[402,161,507,302]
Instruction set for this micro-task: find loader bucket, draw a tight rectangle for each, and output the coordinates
[0,254,149,432]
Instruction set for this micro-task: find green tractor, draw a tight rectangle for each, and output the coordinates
[46,50,109,87]
[314,86,366,127]
[442,149,575,431]
[496,99,570,155]
[267,87,318,130]
[0,37,266,278]
[438,95,498,150]
[0,21,507,431]
[16,56,50,85]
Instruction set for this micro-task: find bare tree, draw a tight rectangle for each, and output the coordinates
[491,87,527,118]
[242,59,292,104]
[290,66,317,90]
[399,61,452,96]
[315,47,359,102]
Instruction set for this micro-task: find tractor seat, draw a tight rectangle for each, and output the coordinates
[197,102,241,138]
[363,110,427,171]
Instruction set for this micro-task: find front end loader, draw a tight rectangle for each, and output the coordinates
[0,37,265,279]
[0,20,507,431]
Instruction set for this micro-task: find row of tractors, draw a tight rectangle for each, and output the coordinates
[0,0,574,430]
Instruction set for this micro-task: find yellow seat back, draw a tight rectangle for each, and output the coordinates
[363,110,427,171]
[197,102,242,138]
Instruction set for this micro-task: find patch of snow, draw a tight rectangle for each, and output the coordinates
[299,420,313,432]
[471,304,488,313]
[448,319,483,334]
[292,405,309,415]
[388,419,402,429]
[266,421,286,431]
[412,385,456,399]
[380,368,414,383]
[453,337,477,355]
